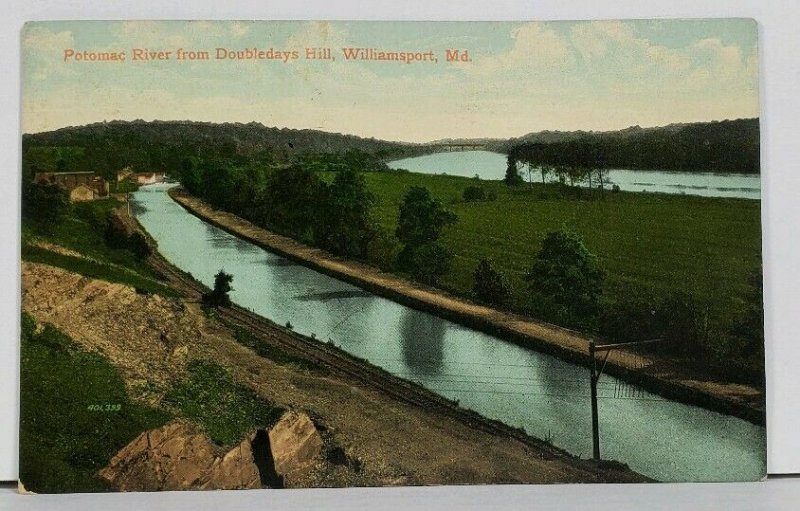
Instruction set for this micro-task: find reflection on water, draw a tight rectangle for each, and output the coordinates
[400,309,446,375]
[132,183,765,482]
[294,289,375,302]
[388,151,761,200]
[204,223,259,252]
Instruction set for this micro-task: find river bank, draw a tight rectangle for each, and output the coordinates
[168,188,764,426]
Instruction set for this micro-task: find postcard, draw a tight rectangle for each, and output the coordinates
[19,19,764,492]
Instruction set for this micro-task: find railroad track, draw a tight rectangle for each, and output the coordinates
[147,252,642,479]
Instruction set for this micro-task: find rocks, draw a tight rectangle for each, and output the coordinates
[99,411,323,491]
[268,410,324,486]
[22,262,204,405]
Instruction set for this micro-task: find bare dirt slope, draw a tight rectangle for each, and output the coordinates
[22,261,639,487]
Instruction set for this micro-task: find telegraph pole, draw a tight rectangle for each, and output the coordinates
[589,340,600,461]
[587,337,662,463]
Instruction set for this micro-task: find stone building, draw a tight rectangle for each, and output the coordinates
[33,171,109,202]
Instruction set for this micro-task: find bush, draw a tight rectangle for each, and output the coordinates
[202,270,233,308]
[462,186,487,202]
[128,232,152,260]
[398,242,453,286]
[472,258,512,306]
[366,229,402,271]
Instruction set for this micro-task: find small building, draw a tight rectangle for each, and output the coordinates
[34,171,109,201]
[69,184,97,202]
[135,171,166,185]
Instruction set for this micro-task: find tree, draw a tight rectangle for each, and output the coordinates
[128,232,152,260]
[396,186,457,247]
[504,154,523,186]
[259,165,326,241]
[462,185,486,202]
[202,270,234,308]
[22,181,70,227]
[315,168,375,258]
[396,186,457,285]
[526,230,604,329]
[472,258,512,306]
[399,242,453,285]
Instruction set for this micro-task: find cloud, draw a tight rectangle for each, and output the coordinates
[22,24,76,81]
[21,20,760,140]
[462,22,574,76]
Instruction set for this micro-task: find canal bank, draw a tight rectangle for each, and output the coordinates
[167,188,764,426]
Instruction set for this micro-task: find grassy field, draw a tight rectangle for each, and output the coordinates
[328,172,762,334]
[22,244,178,298]
[163,359,284,447]
[19,314,171,493]
[22,198,158,274]
[21,197,178,296]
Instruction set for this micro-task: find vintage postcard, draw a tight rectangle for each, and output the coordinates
[19,19,764,492]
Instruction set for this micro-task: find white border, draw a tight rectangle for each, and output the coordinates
[3,0,799,502]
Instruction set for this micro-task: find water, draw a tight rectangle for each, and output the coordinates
[388,150,761,200]
[132,183,766,482]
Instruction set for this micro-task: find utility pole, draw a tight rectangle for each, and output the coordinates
[589,340,600,461]
[587,338,662,463]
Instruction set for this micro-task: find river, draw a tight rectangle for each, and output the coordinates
[132,183,766,482]
[387,150,761,200]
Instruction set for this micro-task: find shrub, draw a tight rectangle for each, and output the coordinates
[462,186,487,202]
[202,270,233,308]
[398,242,453,286]
[128,232,152,260]
[472,258,512,306]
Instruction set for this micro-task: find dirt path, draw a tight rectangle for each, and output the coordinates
[168,189,764,424]
[22,261,644,486]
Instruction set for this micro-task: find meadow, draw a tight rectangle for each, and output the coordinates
[344,171,762,337]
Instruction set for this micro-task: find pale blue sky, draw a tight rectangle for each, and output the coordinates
[22,19,759,142]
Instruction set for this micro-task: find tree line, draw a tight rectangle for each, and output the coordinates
[503,118,759,175]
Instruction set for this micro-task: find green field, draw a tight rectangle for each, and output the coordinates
[337,172,761,334]
[20,314,171,493]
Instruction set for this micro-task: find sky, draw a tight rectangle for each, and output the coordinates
[22,19,759,142]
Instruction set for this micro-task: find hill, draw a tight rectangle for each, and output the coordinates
[498,118,760,174]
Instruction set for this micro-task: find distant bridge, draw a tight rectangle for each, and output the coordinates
[427,142,489,152]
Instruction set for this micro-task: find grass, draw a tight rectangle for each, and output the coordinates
[227,322,325,373]
[322,171,762,333]
[22,244,178,298]
[163,359,284,447]
[21,197,178,297]
[19,313,171,493]
[22,198,158,279]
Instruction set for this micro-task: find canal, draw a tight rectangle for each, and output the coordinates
[132,183,766,482]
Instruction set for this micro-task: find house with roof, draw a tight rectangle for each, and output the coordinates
[33,171,110,202]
